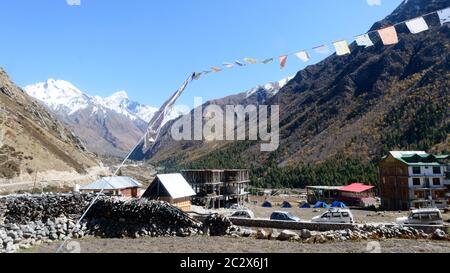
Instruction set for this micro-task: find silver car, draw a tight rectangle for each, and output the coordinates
[396,208,443,225]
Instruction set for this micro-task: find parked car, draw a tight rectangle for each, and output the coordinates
[311,208,354,224]
[270,211,301,222]
[396,208,443,225]
[230,210,255,219]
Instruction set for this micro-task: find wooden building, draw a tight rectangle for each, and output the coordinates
[142,173,196,212]
[182,169,250,209]
[80,176,142,198]
[379,151,449,211]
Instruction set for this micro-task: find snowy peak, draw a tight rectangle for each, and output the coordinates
[24,79,164,122]
[24,79,89,115]
[246,76,294,98]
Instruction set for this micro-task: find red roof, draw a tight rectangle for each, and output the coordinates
[338,183,374,193]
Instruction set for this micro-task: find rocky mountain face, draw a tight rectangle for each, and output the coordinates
[130,76,293,160]
[148,0,450,173]
[0,68,100,180]
[24,79,187,157]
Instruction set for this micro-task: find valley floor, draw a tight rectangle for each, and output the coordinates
[27,237,450,253]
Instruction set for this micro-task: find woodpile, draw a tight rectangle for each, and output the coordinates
[203,213,235,236]
[1,194,94,224]
[86,198,202,238]
[0,193,204,252]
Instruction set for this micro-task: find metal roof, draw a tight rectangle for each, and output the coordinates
[339,183,374,193]
[388,151,447,166]
[156,173,196,199]
[80,176,142,191]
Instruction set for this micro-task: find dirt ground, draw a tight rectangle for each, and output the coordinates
[27,237,450,253]
[246,195,450,224]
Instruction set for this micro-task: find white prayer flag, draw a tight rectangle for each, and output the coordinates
[355,34,374,48]
[405,17,429,34]
[295,51,310,62]
[313,45,330,54]
[438,8,450,25]
[333,40,351,56]
[142,74,193,149]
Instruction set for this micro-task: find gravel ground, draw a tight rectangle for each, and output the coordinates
[27,236,450,253]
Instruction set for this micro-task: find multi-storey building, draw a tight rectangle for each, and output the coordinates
[379,151,449,211]
[181,169,250,209]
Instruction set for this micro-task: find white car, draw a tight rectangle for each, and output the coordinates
[396,208,443,225]
[230,210,255,219]
[312,208,354,224]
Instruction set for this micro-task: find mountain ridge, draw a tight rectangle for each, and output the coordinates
[147,0,450,188]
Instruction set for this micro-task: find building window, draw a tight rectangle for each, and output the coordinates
[433,167,441,174]
[413,178,421,186]
[433,178,441,186]
[412,167,421,175]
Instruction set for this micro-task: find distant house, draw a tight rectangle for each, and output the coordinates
[142,173,196,212]
[80,176,142,198]
[338,183,376,207]
[306,183,376,208]
[379,151,449,210]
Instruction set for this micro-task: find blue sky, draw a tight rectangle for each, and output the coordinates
[0,0,403,107]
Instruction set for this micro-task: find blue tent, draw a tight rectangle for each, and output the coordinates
[313,201,330,209]
[331,201,347,208]
[300,203,311,209]
[281,201,292,208]
[262,201,273,208]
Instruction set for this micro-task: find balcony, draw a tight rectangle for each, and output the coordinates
[409,173,445,178]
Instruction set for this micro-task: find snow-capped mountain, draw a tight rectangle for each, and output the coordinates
[245,76,294,98]
[24,79,187,157]
[24,79,161,122]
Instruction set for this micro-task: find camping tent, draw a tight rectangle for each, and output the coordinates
[300,203,311,209]
[331,201,347,208]
[281,201,292,208]
[313,201,330,209]
[262,201,273,208]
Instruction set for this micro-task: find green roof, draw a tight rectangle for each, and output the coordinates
[389,151,448,166]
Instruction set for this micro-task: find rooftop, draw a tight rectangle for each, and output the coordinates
[80,176,142,191]
[387,151,449,166]
[339,183,374,193]
[155,173,196,199]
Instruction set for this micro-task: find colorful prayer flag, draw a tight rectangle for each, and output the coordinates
[333,40,351,56]
[405,17,429,34]
[211,67,222,73]
[377,26,399,45]
[262,58,274,64]
[279,55,288,69]
[438,7,450,25]
[235,61,245,66]
[223,62,234,69]
[313,45,330,54]
[355,34,374,48]
[244,58,259,64]
[295,51,310,62]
